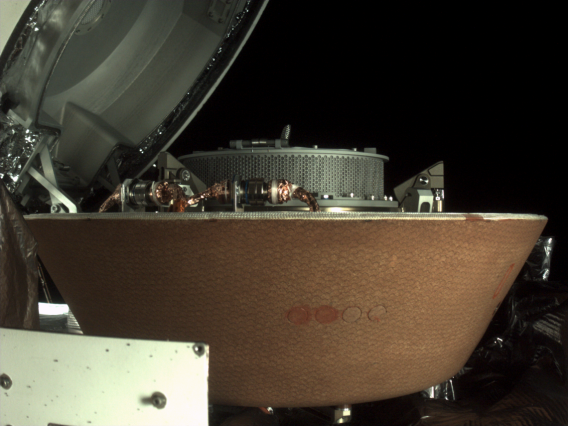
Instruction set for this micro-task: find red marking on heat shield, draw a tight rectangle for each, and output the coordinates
[493,264,515,299]
[287,307,310,325]
[315,306,339,324]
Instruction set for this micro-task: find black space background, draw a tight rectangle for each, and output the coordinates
[166,3,564,279]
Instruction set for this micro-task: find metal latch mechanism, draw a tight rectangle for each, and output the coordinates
[394,161,444,212]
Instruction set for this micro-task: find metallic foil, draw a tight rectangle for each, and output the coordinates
[0,0,57,193]
[521,236,555,281]
[0,181,40,329]
[0,111,46,193]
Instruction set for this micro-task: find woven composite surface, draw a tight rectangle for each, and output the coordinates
[26,213,546,406]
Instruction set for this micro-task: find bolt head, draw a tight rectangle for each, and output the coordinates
[0,374,12,389]
[151,392,167,409]
[419,176,429,185]
[193,344,205,357]
[51,204,60,213]
[181,170,191,181]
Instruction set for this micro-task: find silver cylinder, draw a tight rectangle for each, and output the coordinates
[179,147,388,199]
[129,181,152,206]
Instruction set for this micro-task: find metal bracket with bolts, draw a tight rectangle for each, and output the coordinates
[393,161,444,213]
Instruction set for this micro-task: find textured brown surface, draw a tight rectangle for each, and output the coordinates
[25,213,546,407]
[0,182,39,330]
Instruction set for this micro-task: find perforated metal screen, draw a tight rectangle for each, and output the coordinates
[180,149,387,198]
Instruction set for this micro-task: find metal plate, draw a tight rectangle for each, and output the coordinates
[0,327,208,426]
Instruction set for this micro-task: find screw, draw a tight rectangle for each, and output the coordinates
[352,148,357,151]
[151,392,167,409]
[0,374,12,390]
[51,204,61,213]
[419,175,429,185]
[181,169,190,181]
[312,145,318,149]
[193,343,205,357]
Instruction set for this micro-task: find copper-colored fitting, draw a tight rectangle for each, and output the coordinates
[276,179,293,203]
[186,180,230,206]
[98,184,121,213]
[154,182,186,205]
[168,198,188,212]
[292,187,320,212]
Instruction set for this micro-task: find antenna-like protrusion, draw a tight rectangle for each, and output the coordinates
[281,124,291,140]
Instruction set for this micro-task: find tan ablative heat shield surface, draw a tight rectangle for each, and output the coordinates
[25,212,547,407]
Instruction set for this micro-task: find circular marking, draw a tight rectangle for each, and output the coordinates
[287,308,309,325]
[315,306,339,324]
[342,307,362,323]
[368,305,387,321]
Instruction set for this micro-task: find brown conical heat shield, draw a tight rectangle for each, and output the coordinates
[25,212,547,407]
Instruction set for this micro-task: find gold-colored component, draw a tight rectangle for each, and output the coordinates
[276,179,293,203]
[292,187,320,212]
[186,180,230,207]
[98,184,121,213]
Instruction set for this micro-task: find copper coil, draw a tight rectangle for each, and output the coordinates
[98,184,121,213]
[187,180,230,206]
[293,187,320,212]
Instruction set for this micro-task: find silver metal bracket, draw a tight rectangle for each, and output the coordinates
[157,151,206,196]
[120,179,142,212]
[232,175,244,212]
[16,134,80,213]
[394,161,444,212]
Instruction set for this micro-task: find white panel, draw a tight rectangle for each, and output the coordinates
[0,328,208,426]
[0,0,31,55]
